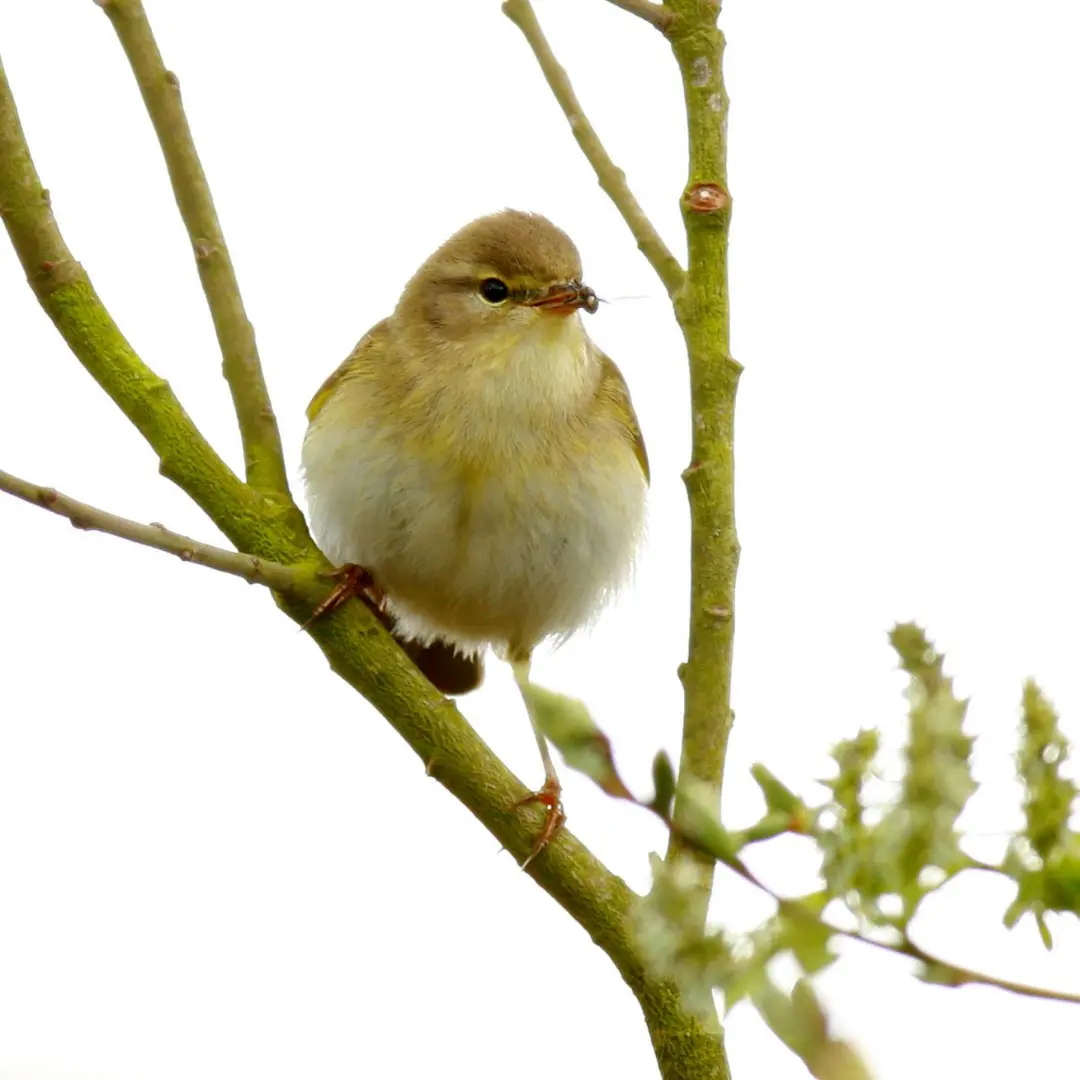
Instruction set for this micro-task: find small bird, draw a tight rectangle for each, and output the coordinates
[302,209,648,858]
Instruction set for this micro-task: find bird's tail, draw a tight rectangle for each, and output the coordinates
[372,606,484,696]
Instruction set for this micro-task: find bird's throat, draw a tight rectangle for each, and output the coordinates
[455,316,597,424]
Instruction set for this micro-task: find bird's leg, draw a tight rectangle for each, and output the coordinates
[301,564,384,631]
[511,656,566,868]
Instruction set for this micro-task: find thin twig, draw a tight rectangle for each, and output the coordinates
[0,468,304,593]
[595,749,1080,1009]
[0,60,266,541]
[651,792,1080,1006]
[100,0,290,498]
[722,849,1080,1008]
[502,0,686,298]
[605,0,675,31]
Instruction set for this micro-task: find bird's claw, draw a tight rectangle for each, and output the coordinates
[301,563,382,631]
[515,776,566,869]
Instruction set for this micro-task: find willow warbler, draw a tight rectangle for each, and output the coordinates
[302,209,648,856]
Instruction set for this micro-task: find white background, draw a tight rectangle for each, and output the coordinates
[1,1,1078,1077]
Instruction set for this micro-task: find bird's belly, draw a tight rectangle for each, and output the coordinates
[302,421,646,654]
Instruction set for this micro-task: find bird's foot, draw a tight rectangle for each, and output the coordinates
[301,564,383,631]
[514,775,566,869]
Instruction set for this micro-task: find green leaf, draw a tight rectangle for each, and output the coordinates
[889,623,945,687]
[791,890,832,916]
[918,961,969,988]
[648,750,677,819]
[1043,842,1080,914]
[790,979,829,1046]
[1002,683,1079,943]
[1003,895,1024,930]
[1008,839,1080,944]
[752,977,874,1080]
[721,952,769,1014]
[519,680,632,799]
[1015,680,1076,861]
[631,853,732,1020]
[751,764,802,815]
[673,780,739,863]
[818,728,884,918]
[877,625,976,921]
[784,913,837,976]
[824,729,880,814]
[1035,911,1053,950]
[730,810,797,849]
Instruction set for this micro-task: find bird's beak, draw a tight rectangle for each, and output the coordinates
[527,281,598,317]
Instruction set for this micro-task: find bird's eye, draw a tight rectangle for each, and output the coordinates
[478,278,510,305]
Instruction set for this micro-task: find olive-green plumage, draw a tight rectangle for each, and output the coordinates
[302,209,648,693]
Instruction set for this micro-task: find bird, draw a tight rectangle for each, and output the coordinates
[301,209,649,860]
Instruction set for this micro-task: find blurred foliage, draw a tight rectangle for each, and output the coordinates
[1003,680,1080,947]
[537,622,1079,1079]
[521,680,631,799]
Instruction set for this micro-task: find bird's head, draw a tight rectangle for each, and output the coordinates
[393,209,597,356]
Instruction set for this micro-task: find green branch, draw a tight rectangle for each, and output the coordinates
[664,0,740,911]
[506,0,739,923]
[0,61,272,549]
[737,854,1080,1009]
[505,1,738,1075]
[0,467,306,593]
[100,0,291,500]
[503,0,686,298]
[604,0,675,32]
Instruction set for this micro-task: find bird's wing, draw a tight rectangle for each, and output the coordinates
[596,350,650,484]
[306,319,391,422]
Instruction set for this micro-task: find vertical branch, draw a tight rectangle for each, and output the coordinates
[665,0,741,910]
[100,0,291,500]
[505,1,736,1072]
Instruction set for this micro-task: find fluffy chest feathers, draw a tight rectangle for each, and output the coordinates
[403,312,598,452]
[301,317,648,655]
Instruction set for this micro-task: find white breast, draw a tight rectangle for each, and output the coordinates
[302,327,647,657]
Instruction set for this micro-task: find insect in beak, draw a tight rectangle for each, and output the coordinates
[527,281,599,316]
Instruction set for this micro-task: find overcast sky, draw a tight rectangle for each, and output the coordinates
[2,2,1079,1078]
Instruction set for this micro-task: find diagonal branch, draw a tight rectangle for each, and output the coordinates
[0,467,305,593]
[604,0,675,32]
[99,0,290,499]
[0,59,270,550]
[503,0,686,298]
